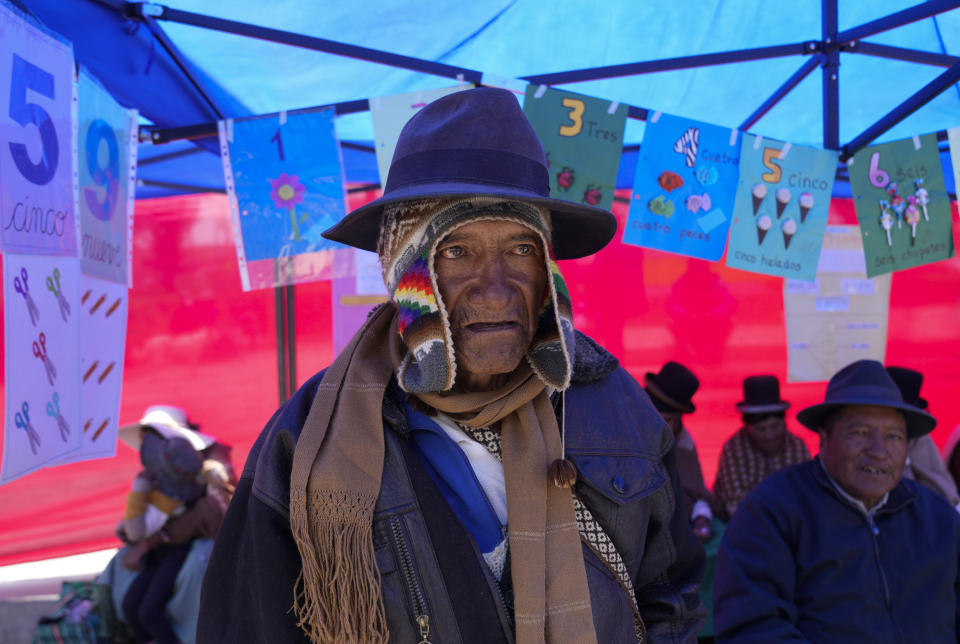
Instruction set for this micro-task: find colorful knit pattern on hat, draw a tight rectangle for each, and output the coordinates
[378,197,574,393]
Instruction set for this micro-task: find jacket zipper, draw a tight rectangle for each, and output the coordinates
[389,515,432,643]
[867,515,904,644]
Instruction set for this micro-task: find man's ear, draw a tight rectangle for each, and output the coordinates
[817,428,828,450]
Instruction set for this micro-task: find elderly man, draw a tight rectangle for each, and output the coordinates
[198,88,705,643]
[714,360,960,642]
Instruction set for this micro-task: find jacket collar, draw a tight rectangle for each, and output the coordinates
[811,456,917,517]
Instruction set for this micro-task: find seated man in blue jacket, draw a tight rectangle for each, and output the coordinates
[198,87,705,643]
[714,359,960,642]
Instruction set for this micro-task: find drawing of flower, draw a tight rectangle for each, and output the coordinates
[268,173,307,240]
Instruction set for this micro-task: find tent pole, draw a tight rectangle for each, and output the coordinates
[147,4,483,83]
[740,56,823,132]
[821,0,839,150]
[286,284,296,393]
[852,42,960,68]
[521,43,811,85]
[842,61,960,158]
[836,0,960,44]
[275,287,287,404]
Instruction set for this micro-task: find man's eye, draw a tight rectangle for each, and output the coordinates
[438,246,463,259]
[515,243,533,256]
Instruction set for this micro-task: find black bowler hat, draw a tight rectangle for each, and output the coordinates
[644,362,699,414]
[797,360,936,438]
[886,366,928,410]
[322,87,617,259]
[736,375,790,414]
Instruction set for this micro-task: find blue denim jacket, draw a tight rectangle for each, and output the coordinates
[198,332,706,643]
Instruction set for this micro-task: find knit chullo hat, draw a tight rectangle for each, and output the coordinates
[378,195,575,393]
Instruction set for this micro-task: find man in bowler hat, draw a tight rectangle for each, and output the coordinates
[645,361,724,540]
[714,359,960,642]
[713,375,810,518]
[199,87,705,643]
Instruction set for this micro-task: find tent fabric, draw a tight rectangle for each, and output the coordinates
[1,0,960,565]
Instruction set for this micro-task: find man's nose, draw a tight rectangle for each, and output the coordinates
[469,256,513,307]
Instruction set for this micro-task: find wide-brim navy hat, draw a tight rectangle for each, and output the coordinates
[322,87,618,260]
[797,359,936,438]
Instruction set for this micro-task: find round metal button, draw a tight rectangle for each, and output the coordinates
[612,476,626,494]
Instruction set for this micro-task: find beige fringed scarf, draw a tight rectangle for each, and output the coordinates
[289,301,597,643]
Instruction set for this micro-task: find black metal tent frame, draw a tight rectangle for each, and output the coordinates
[111,0,960,400]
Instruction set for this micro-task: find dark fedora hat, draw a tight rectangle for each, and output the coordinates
[644,361,699,414]
[736,375,790,414]
[322,87,617,259]
[797,360,936,438]
[885,366,928,410]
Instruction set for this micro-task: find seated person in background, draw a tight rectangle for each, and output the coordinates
[886,365,960,509]
[100,405,236,644]
[120,432,205,644]
[944,423,960,493]
[713,375,810,518]
[645,361,724,540]
[714,360,960,642]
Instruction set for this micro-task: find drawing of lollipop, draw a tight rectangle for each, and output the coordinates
[905,203,921,245]
[914,178,929,222]
[268,173,307,241]
[879,201,894,247]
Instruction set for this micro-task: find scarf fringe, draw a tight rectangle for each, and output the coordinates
[291,487,387,644]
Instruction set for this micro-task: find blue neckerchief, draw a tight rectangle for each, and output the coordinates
[401,395,505,554]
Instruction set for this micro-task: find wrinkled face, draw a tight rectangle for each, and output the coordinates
[434,219,547,391]
[660,411,684,437]
[818,405,908,509]
[746,415,787,455]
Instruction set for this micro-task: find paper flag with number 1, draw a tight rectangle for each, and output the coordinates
[622,112,739,261]
[725,135,838,281]
[219,108,349,291]
[848,133,954,278]
[523,86,627,213]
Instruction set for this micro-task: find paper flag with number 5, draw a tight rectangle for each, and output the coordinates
[725,134,838,281]
[622,111,739,261]
[0,4,77,256]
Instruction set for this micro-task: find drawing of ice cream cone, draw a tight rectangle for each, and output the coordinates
[879,201,894,247]
[799,192,813,223]
[775,188,791,219]
[781,217,797,249]
[757,214,772,245]
[751,183,766,215]
[914,178,929,222]
[905,203,921,245]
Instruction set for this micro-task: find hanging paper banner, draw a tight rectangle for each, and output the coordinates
[848,133,954,278]
[783,226,891,382]
[0,4,77,255]
[2,253,82,484]
[947,126,960,200]
[725,135,838,281]
[622,112,739,260]
[523,86,627,212]
[371,85,472,186]
[331,249,388,355]
[219,108,349,291]
[77,70,138,286]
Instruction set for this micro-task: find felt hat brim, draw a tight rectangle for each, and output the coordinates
[736,401,790,414]
[323,188,617,260]
[118,421,216,453]
[644,373,696,414]
[796,397,936,439]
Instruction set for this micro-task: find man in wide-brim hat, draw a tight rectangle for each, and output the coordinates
[198,87,705,644]
[714,359,960,643]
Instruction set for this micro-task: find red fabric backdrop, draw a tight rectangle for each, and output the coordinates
[0,191,957,565]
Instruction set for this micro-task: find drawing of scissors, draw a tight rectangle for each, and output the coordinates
[14,267,41,326]
[46,392,70,442]
[33,332,57,386]
[15,401,41,455]
[46,268,71,322]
